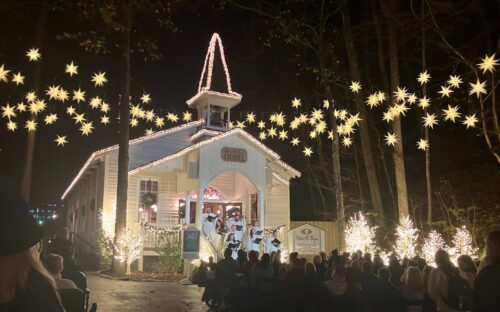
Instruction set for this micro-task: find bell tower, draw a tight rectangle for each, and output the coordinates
[186,33,242,130]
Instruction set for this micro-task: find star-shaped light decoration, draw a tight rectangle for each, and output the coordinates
[269,113,277,123]
[26,48,41,61]
[46,85,60,100]
[478,54,499,74]
[337,124,345,136]
[100,102,110,113]
[73,113,86,124]
[328,130,334,140]
[462,114,478,129]
[65,62,78,76]
[442,105,461,123]
[469,79,487,97]
[339,109,348,121]
[11,72,25,85]
[342,136,353,147]
[257,120,266,129]
[308,116,317,126]
[101,115,110,125]
[267,127,277,138]
[66,106,76,116]
[394,103,410,116]
[57,88,69,102]
[91,71,108,87]
[246,112,256,124]
[422,113,438,129]
[89,97,103,110]
[155,116,165,128]
[384,132,398,146]
[407,93,417,105]
[394,86,408,102]
[25,91,37,103]
[145,110,155,122]
[55,135,68,147]
[228,121,234,129]
[291,97,301,109]
[275,112,286,126]
[417,70,431,85]
[298,113,308,124]
[315,120,327,134]
[290,118,300,130]
[309,130,318,139]
[438,85,453,98]
[303,147,313,157]
[73,89,86,103]
[311,108,324,121]
[418,96,431,109]
[25,119,37,132]
[417,138,429,151]
[377,91,386,103]
[44,113,58,125]
[182,111,192,122]
[278,129,288,140]
[80,121,94,136]
[130,104,142,118]
[166,112,179,123]
[6,120,17,131]
[322,100,330,110]
[383,111,395,123]
[349,81,362,93]
[258,131,267,140]
[1,104,16,119]
[366,93,379,108]
[0,65,10,82]
[30,99,46,114]
[140,93,151,104]
[291,137,300,146]
[235,120,246,129]
[130,118,139,127]
[447,75,463,89]
[17,102,27,112]
[145,128,154,136]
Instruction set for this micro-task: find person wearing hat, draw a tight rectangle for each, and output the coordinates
[0,187,65,311]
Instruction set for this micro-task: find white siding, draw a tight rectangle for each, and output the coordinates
[266,176,290,240]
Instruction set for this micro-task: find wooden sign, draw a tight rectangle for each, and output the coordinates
[288,224,325,255]
[221,147,248,163]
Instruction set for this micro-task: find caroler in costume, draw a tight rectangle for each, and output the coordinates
[246,227,263,253]
[265,230,281,254]
[226,212,246,242]
[202,207,218,236]
[211,219,224,253]
[224,232,240,260]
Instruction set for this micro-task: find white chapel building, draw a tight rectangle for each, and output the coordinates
[61,34,300,266]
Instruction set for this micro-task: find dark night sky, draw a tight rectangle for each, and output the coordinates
[0,1,498,223]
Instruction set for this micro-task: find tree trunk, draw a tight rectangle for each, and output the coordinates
[340,0,385,226]
[112,0,132,274]
[20,0,47,202]
[421,2,432,224]
[381,0,409,220]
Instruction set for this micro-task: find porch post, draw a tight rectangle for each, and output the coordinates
[185,191,191,224]
[258,189,265,227]
[195,185,204,229]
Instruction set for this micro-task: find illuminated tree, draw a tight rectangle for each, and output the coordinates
[394,216,419,259]
[450,225,479,263]
[345,212,378,254]
[114,228,143,275]
[421,230,447,267]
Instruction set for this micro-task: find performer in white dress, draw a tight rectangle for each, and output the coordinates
[224,232,240,260]
[202,207,218,236]
[246,227,262,252]
[265,230,281,254]
[211,219,224,253]
[227,213,246,242]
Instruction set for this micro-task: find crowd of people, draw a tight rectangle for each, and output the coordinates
[194,230,500,312]
[0,187,86,312]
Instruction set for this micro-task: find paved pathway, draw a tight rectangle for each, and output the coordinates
[87,273,210,312]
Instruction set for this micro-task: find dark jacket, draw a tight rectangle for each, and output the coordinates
[473,258,500,312]
[1,269,65,312]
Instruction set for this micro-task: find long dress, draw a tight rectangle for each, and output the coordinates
[265,236,281,254]
[224,238,240,260]
[227,218,246,242]
[202,213,218,236]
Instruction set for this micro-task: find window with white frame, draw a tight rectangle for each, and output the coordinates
[138,179,158,223]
